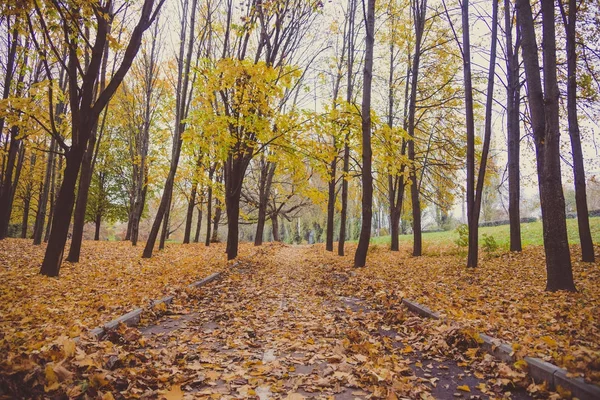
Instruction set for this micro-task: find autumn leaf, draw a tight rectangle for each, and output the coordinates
[457,385,470,392]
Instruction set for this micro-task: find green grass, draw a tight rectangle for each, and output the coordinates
[369,217,600,249]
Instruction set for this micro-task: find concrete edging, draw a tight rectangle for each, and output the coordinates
[401,298,600,400]
[86,271,224,340]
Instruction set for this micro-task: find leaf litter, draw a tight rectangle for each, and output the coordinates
[0,240,598,399]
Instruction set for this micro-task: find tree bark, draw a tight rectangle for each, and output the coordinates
[469,0,498,268]
[271,213,280,241]
[516,0,575,291]
[255,159,275,246]
[325,155,337,251]
[560,0,594,262]
[408,0,427,257]
[194,202,202,243]
[94,211,101,240]
[67,132,97,262]
[0,125,23,239]
[339,0,357,256]
[354,0,375,268]
[33,138,57,245]
[505,0,522,252]
[183,183,197,243]
[205,173,213,246]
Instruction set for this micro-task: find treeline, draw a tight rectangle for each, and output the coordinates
[0,0,598,292]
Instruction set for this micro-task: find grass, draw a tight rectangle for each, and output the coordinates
[369,216,600,249]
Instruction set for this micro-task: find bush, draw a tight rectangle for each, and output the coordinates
[454,224,469,252]
[482,233,498,254]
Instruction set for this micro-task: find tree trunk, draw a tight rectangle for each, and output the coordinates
[40,144,87,276]
[272,213,280,241]
[183,183,197,243]
[45,153,61,242]
[516,0,575,291]
[159,195,172,249]
[326,156,337,251]
[143,0,197,258]
[33,138,56,245]
[194,203,202,243]
[560,0,594,262]
[131,172,148,246]
[255,160,275,246]
[408,0,427,257]
[0,125,22,239]
[470,0,498,268]
[339,0,356,256]
[505,0,522,252]
[354,0,375,268]
[211,200,221,243]
[94,211,101,240]
[67,133,96,262]
[205,183,213,246]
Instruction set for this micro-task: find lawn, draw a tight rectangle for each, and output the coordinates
[370,216,600,250]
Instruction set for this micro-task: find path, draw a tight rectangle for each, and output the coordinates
[113,244,532,399]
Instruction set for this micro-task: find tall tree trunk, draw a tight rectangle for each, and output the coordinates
[205,174,213,246]
[194,202,202,243]
[94,211,101,240]
[325,155,337,251]
[272,213,280,241]
[33,138,57,245]
[183,183,197,243]
[45,152,61,242]
[505,0,522,252]
[460,0,477,266]
[143,0,197,258]
[339,0,356,256]
[255,159,275,246]
[354,0,375,268]
[66,133,97,262]
[159,195,172,249]
[469,0,498,268]
[0,125,23,239]
[408,0,427,257]
[516,0,575,291]
[131,172,148,246]
[211,198,221,243]
[225,156,249,259]
[560,0,594,262]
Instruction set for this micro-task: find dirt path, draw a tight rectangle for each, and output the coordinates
[111,244,532,399]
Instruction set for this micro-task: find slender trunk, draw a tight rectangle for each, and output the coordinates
[339,0,356,256]
[33,139,57,245]
[131,171,148,246]
[561,0,594,262]
[354,0,375,268]
[225,157,247,259]
[205,185,213,246]
[159,195,172,249]
[506,0,522,252]
[143,0,198,258]
[45,153,60,242]
[40,143,87,276]
[255,160,275,246]
[194,202,202,243]
[183,183,197,243]
[469,0,498,267]
[211,199,221,242]
[326,155,337,251]
[94,211,101,240]
[21,195,30,239]
[0,126,22,239]
[67,133,96,262]
[272,213,280,242]
[516,0,575,291]
[408,0,427,257]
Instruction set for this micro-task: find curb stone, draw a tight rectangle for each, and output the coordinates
[401,298,600,400]
[84,271,225,340]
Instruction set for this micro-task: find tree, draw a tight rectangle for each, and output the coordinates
[143,0,198,258]
[504,0,522,252]
[558,0,595,262]
[23,0,165,276]
[354,0,375,268]
[516,0,576,291]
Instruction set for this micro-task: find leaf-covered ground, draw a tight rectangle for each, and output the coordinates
[1,241,598,399]
[0,239,247,363]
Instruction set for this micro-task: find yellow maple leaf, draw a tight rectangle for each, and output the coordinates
[457,385,470,392]
[163,384,184,400]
